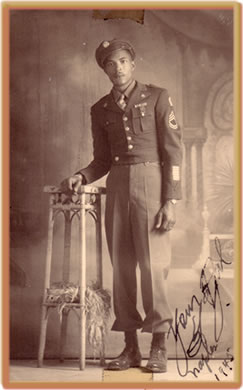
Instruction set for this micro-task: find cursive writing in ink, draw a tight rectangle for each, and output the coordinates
[168,238,232,379]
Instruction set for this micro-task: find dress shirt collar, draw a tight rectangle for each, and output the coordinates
[112,80,136,102]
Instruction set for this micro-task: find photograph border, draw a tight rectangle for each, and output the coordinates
[2,1,242,388]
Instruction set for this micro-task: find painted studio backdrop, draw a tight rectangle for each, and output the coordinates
[10,9,234,361]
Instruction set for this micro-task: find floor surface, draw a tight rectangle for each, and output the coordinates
[8,358,236,386]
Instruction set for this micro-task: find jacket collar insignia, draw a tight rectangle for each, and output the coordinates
[102,82,151,112]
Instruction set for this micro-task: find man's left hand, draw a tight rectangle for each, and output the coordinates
[154,200,176,231]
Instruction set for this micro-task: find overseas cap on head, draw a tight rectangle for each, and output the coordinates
[95,39,135,68]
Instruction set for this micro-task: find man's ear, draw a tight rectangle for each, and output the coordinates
[131,61,135,72]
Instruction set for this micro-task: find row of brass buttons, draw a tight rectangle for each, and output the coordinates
[114,114,134,162]
[123,115,133,151]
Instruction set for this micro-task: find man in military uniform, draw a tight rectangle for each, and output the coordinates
[61,39,182,373]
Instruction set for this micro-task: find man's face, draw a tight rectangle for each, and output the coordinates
[103,49,135,90]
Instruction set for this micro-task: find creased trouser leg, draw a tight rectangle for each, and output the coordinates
[105,163,173,333]
[129,163,172,333]
[105,166,143,331]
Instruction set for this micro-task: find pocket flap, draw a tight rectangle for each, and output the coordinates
[104,113,117,126]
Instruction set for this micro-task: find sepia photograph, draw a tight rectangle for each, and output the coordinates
[2,1,241,388]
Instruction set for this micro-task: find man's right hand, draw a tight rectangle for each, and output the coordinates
[60,174,84,194]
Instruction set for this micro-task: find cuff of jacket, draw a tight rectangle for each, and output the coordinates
[163,181,182,201]
[74,171,87,185]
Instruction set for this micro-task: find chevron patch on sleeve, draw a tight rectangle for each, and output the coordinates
[169,110,178,130]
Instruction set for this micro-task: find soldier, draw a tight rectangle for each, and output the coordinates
[61,39,183,373]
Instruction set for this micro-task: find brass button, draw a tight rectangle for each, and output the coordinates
[125,126,130,131]
[128,145,133,150]
[123,116,128,121]
[114,156,119,162]
[127,136,132,141]
[141,112,145,117]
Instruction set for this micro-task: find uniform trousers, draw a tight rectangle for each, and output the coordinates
[105,161,173,334]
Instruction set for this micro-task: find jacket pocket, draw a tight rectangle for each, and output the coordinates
[103,114,117,131]
[132,107,154,134]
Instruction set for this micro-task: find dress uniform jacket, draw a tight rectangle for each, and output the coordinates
[79,81,183,333]
[80,81,182,202]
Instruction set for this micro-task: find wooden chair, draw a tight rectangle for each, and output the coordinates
[37,185,106,370]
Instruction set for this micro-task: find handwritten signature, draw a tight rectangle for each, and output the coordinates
[168,238,233,380]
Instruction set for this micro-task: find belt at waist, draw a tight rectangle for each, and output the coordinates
[112,149,161,165]
[112,160,164,167]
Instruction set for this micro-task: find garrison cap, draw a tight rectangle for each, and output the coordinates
[95,39,136,68]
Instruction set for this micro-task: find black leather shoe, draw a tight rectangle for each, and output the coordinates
[107,346,142,371]
[146,346,167,373]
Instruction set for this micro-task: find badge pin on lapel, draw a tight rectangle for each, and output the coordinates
[139,106,146,117]
[134,102,147,117]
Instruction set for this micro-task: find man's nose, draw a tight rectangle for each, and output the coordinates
[115,62,122,72]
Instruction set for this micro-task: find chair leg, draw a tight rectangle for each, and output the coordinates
[38,195,55,367]
[95,197,103,288]
[59,310,69,362]
[79,312,86,370]
[95,197,106,367]
[99,334,106,367]
[79,192,86,370]
[37,305,49,368]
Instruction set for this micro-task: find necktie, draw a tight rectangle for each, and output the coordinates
[117,94,127,110]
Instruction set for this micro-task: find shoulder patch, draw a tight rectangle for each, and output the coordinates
[169,110,179,130]
[168,96,173,106]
